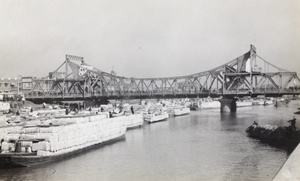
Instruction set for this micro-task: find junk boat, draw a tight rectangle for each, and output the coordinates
[0,111,143,168]
[245,119,300,146]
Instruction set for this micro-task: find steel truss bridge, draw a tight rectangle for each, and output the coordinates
[25,45,300,103]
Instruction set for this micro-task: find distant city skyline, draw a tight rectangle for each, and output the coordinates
[0,0,299,79]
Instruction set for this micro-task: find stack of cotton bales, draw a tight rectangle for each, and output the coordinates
[35,114,126,156]
[0,126,22,142]
[123,114,143,129]
[1,113,129,156]
[0,126,23,153]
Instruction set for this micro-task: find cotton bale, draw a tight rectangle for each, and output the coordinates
[3,134,20,142]
[1,141,9,151]
[20,134,37,140]
[23,127,39,134]
[37,150,51,156]
[21,147,26,152]
[20,141,33,147]
[39,127,54,133]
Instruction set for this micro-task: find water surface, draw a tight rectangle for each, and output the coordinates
[1,100,300,181]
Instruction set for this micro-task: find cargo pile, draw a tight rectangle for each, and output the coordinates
[0,111,143,158]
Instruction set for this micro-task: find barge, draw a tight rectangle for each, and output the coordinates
[0,112,142,168]
[144,112,169,123]
[170,107,190,116]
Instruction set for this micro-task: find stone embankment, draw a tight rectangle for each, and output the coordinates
[273,143,300,180]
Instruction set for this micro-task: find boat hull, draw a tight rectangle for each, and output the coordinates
[0,134,125,168]
[144,113,169,123]
[245,124,300,146]
[173,108,190,116]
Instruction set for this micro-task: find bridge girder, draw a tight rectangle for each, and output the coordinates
[24,45,300,101]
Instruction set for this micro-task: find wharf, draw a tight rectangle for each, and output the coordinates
[273,143,300,180]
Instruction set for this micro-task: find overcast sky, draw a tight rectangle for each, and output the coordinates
[0,0,299,79]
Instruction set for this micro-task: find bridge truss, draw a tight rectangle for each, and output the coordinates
[25,45,300,101]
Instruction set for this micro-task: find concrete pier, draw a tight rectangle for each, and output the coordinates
[273,143,300,180]
[219,98,237,112]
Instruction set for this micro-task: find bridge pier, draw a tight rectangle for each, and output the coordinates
[219,98,237,112]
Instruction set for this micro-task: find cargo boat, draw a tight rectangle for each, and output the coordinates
[170,107,190,116]
[0,135,124,168]
[0,113,142,168]
[144,112,169,123]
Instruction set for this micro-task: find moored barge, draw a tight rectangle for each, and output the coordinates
[0,112,142,168]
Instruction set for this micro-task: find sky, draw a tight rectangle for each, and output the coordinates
[0,0,299,79]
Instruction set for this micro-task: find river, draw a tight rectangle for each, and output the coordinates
[1,100,300,181]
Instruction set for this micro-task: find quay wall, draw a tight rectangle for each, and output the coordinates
[273,143,300,180]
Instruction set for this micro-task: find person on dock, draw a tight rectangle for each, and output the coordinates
[130,106,134,114]
[287,116,296,130]
[65,108,70,115]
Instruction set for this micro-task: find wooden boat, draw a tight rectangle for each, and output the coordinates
[144,112,169,123]
[170,107,190,116]
[0,113,143,168]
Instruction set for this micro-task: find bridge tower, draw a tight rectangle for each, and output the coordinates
[219,44,256,112]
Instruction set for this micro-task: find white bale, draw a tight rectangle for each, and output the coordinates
[21,147,26,152]
[7,126,23,134]
[1,141,9,151]
[3,134,20,142]
[20,134,37,140]
[37,150,51,156]
[24,120,41,127]
[34,133,52,141]
[20,141,33,147]
[39,127,53,133]
[40,120,52,126]
[32,141,50,151]
[26,147,32,153]
[49,142,57,152]
[23,127,39,134]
